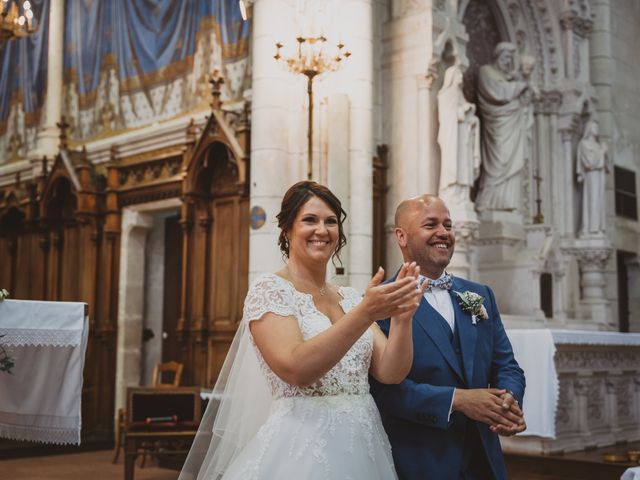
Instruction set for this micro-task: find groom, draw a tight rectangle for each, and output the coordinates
[371,195,526,480]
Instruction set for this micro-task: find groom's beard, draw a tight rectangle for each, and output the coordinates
[411,246,454,277]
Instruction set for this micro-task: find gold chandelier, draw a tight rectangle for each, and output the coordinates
[275,36,350,180]
[1,0,37,41]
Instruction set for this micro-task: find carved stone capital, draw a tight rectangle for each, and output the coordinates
[560,10,593,38]
[453,220,479,247]
[534,90,563,115]
[563,243,613,272]
[573,248,613,271]
[560,11,576,31]
[574,17,594,38]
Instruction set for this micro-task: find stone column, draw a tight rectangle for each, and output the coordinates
[566,238,614,327]
[417,65,439,196]
[543,91,563,230]
[33,0,65,162]
[560,128,575,236]
[560,11,576,80]
[589,0,614,209]
[383,5,432,272]
[249,0,297,280]
[577,249,611,299]
[341,0,374,291]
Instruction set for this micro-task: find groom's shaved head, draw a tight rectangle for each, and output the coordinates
[394,194,443,228]
[394,195,454,279]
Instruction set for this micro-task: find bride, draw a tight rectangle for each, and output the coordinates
[179,181,426,480]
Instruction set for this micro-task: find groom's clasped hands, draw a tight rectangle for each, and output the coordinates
[452,388,527,436]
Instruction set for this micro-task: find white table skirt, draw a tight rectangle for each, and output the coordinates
[506,329,640,439]
[0,300,88,445]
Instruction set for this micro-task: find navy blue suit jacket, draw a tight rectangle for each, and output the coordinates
[371,275,525,480]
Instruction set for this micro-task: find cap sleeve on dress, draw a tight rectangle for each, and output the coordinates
[243,274,297,323]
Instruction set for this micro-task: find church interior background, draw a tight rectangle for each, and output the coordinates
[0,0,639,473]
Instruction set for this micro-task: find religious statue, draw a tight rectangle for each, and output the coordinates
[475,42,534,213]
[577,119,609,235]
[437,65,480,210]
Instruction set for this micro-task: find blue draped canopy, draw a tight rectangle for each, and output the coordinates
[0,0,249,143]
[64,0,249,102]
[0,0,49,136]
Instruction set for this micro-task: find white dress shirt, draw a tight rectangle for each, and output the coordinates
[420,274,455,332]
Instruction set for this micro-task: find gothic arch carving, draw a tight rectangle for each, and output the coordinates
[0,187,28,221]
[456,0,564,88]
[183,110,248,196]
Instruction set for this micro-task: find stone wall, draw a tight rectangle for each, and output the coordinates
[611,0,640,252]
[610,1,640,332]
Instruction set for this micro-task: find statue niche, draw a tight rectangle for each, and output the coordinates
[474,42,535,213]
[576,118,609,236]
[437,64,480,214]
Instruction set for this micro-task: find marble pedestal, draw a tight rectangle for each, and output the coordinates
[475,212,552,326]
[564,236,614,329]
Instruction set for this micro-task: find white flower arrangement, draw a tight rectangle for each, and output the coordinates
[0,289,8,301]
[455,290,488,325]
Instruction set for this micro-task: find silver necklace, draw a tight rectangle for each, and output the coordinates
[287,265,328,296]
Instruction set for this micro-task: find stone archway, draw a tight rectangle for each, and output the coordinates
[114,198,181,420]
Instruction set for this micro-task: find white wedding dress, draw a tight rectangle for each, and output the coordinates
[219,273,398,480]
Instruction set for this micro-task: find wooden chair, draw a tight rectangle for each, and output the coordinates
[112,407,127,463]
[112,361,184,464]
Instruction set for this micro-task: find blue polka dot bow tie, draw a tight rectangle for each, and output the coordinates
[422,273,453,291]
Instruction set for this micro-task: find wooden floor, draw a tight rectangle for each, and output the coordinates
[0,449,178,480]
[505,441,640,480]
[0,444,637,479]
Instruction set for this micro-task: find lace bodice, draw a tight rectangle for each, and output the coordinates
[243,274,372,398]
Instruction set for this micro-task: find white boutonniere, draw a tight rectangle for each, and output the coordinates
[455,291,488,325]
[0,289,8,301]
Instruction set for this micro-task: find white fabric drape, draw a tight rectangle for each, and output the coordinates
[0,300,88,445]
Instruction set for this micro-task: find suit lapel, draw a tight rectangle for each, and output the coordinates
[413,297,464,382]
[450,279,478,386]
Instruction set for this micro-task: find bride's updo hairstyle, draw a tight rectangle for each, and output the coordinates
[276,181,347,261]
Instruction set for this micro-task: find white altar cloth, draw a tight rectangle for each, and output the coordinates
[622,467,640,480]
[0,300,88,445]
[506,329,640,439]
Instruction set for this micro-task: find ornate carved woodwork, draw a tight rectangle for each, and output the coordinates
[0,101,251,440]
